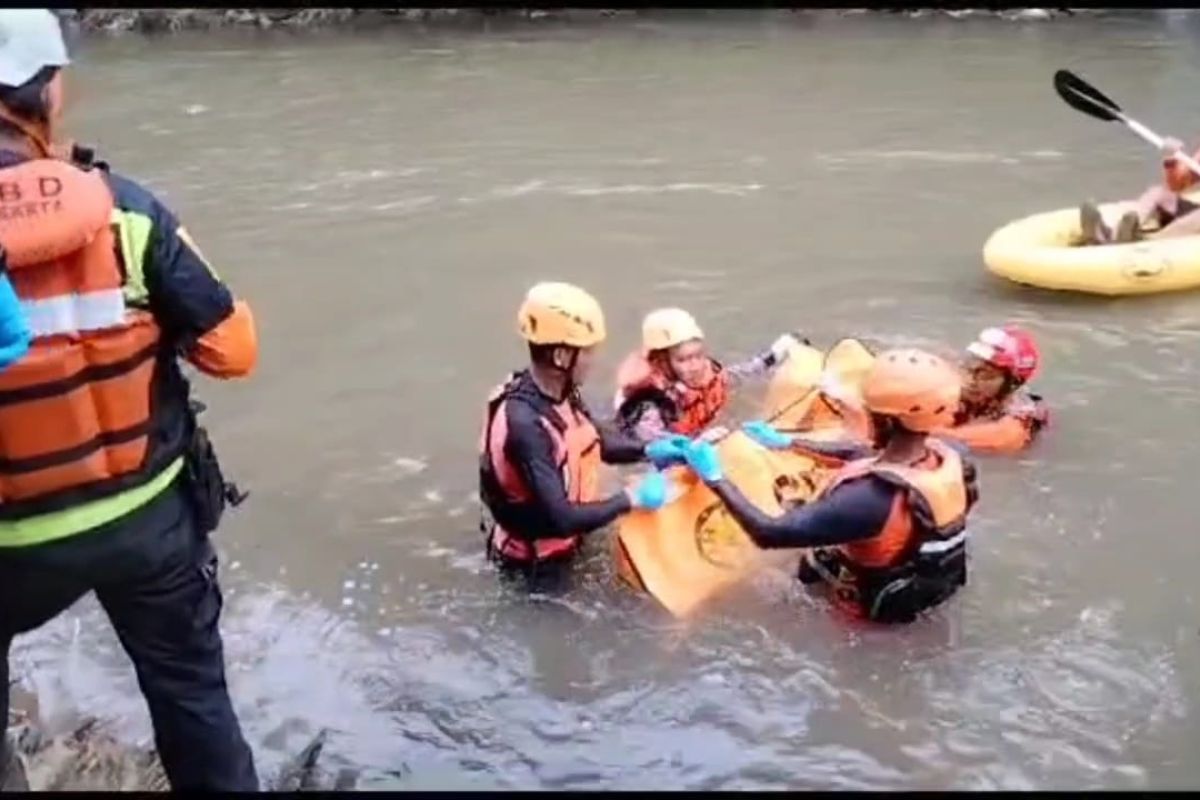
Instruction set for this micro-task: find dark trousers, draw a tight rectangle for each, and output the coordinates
[0,481,258,791]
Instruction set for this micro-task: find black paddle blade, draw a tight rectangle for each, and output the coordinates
[1054,69,1123,123]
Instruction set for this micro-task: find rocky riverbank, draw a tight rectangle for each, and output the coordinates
[4,711,356,791]
[64,8,1085,35]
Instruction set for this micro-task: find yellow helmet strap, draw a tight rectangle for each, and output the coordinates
[555,345,581,378]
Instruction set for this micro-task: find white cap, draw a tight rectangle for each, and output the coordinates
[0,10,68,88]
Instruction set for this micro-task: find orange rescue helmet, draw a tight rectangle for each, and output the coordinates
[517,281,606,348]
[861,348,962,433]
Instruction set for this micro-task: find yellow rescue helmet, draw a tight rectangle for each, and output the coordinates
[641,307,704,354]
[861,348,962,433]
[517,281,606,348]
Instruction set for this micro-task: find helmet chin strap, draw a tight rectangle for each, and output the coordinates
[563,347,579,376]
[538,346,580,403]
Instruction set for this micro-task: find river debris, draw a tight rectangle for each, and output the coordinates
[3,709,359,792]
[58,7,1105,35]
[872,8,1078,20]
[63,8,637,34]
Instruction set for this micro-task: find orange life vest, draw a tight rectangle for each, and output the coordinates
[613,351,729,437]
[479,371,602,564]
[941,391,1048,455]
[0,158,182,519]
[799,439,975,623]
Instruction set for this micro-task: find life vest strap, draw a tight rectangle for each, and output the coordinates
[0,339,158,408]
[918,529,967,555]
[0,419,151,474]
[489,524,577,563]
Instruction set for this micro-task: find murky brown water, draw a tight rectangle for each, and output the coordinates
[11,10,1200,789]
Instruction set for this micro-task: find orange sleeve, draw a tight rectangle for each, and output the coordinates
[1163,147,1200,193]
[186,299,258,379]
[937,415,1030,456]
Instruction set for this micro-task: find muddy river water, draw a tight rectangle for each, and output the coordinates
[10,10,1200,789]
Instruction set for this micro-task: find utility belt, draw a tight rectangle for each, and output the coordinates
[479,507,578,570]
[183,400,249,535]
[798,531,968,624]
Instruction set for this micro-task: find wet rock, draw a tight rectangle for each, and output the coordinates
[999,8,1048,21]
[5,710,358,791]
[64,7,1105,33]
[864,8,1077,19]
[1,734,29,792]
[69,7,614,34]
[7,713,168,792]
[273,728,360,791]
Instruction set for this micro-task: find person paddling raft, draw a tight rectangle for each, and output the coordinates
[1080,135,1200,244]
[613,306,801,443]
[680,349,979,625]
[479,282,688,584]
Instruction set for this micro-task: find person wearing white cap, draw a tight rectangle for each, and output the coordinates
[612,306,802,443]
[0,10,259,791]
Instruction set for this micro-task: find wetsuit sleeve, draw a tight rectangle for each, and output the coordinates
[504,403,632,539]
[579,397,646,464]
[110,173,258,379]
[710,475,895,550]
[788,436,875,465]
[597,421,649,464]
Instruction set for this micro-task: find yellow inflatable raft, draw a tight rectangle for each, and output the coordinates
[983,197,1200,296]
[613,338,876,619]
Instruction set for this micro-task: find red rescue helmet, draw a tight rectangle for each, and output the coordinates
[966,325,1040,384]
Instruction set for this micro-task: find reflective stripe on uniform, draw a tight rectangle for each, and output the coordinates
[112,208,152,305]
[20,289,127,338]
[0,457,184,548]
[918,529,968,555]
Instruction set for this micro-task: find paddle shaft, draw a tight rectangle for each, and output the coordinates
[1055,69,1200,177]
[1118,114,1200,177]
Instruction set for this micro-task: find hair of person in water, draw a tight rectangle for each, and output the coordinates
[0,66,59,137]
[647,348,673,376]
[869,412,921,448]
[528,342,574,368]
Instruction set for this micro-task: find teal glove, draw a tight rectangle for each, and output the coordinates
[644,434,690,469]
[628,471,668,510]
[684,440,724,483]
[0,256,31,371]
[742,420,794,450]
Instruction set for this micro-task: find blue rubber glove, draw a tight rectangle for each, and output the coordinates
[644,434,691,469]
[628,471,668,510]
[0,260,31,372]
[742,420,794,451]
[684,440,724,483]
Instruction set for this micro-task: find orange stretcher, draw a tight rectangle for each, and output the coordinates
[614,338,876,618]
